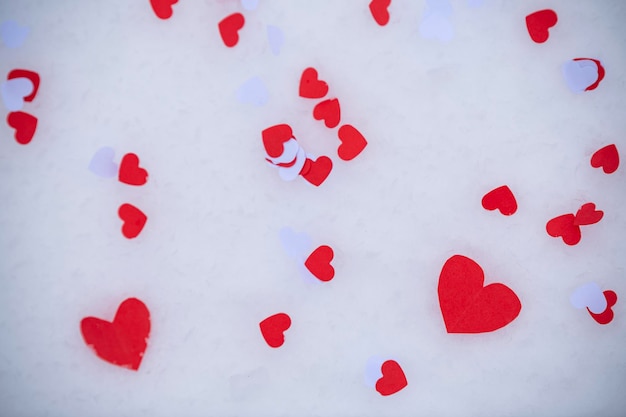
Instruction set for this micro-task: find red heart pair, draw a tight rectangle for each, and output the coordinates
[375,360,407,396]
[218,13,245,48]
[588,290,617,325]
[546,203,603,245]
[304,245,335,281]
[259,313,291,348]
[6,69,41,145]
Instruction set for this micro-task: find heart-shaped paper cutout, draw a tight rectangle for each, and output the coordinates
[219,13,245,48]
[1,20,29,48]
[546,214,581,246]
[574,202,603,226]
[337,124,368,161]
[300,156,332,186]
[149,0,178,19]
[369,0,391,26]
[591,144,619,174]
[266,25,284,56]
[438,255,522,333]
[119,153,148,186]
[375,360,408,396]
[80,298,150,370]
[313,98,341,129]
[262,124,294,158]
[525,9,558,43]
[570,282,607,314]
[89,147,118,178]
[7,69,40,102]
[574,58,605,91]
[259,313,291,348]
[481,185,517,216]
[299,67,329,99]
[1,78,34,111]
[588,290,617,325]
[304,245,335,282]
[118,203,147,239]
[7,111,37,145]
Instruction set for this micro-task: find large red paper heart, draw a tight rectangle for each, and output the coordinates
[80,298,151,371]
[375,360,407,396]
[574,202,603,226]
[574,58,605,91]
[299,67,329,99]
[259,313,291,348]
[7,69,40,102]
[481,185,517,216]
[149,0,178,20]
[438,255,522,334]
[313,99,341,129]
[546,213,581,246]
[337,124,367,161]
[218,13,245,48]
[118,203,147,239]
[262,124,294,158]
[588,290,617,325]
[369,0,391,26]
[7,111,37,145]
[525,9,558,44]
[119,153,148,186]
[591,144,619,174]
[304,245,335,282]
[300,156,332,187]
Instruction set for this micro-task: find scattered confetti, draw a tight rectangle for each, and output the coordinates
[259,313,291,348]
[266,25,284,56]
[369,0,391,26]
[481,185,517,216]
[588,291,617,325]
[236,76,269,107]
[299,67,329,99]
[118,203,148,239]
[337,124,368,161]
[1,77,34,111]
[570,282,607,314]
[118,153,149,186]
[591,144,619,174]
[219,13,245,48]
[241,0,259,12]
[6,110,37,145]
[525,9,558,44]
[88,147,118,178]
[304,245,335,282]
[149,0,178,20]
[0,20,29,48]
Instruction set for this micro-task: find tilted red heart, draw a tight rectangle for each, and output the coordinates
[438,255,522,334]
[304,245,335,282]
[574,58,605,91]
[369,0,391,26]
[481,185,517,216]
[118,203,147,239]
[574,202,603,226]
[80,298,151,370]
[262,124,294,158]
[8,69,41,102]
[313,98,341,129]
[7,111,37,145]
[337,124,367,161]
[299,67,329,99]
[588,290,617,325]
[525,9,558,43]
[375,360,408,396]
[591,144,619,174]
[300,156,332,186]
[149,0,178,19]
[119,153,148,186]
[259,313,291,348]
[218,13,245,48]
[546,213,581,246]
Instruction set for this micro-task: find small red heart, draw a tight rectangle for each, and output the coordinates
[259,313,291,348]
[525,9,558,44]
[438,255,522,334]
[7,69,40,102]
[304,245,335,282]
[574,58,605,91]
[337,124,367,161]
[481,185,517,216]
[546,213,581,246]
[313,98,341,129]
[369,0,391,26]
[262,124,294,158]
[149,0,178,20]
[591,144,619,174]
[300,156,333,187]
[574,202,603,226]
[375,360,407,396]
[588,290,617,325]
[118,203,147,239]
[118,153,148,186]
[299,67,329,99]
[7,111,37,145]
[218,13,245,48]
[80,298,151,371]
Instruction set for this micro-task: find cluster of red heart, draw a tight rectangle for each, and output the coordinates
[5,69,40,145]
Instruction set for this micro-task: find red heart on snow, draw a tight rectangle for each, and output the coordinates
[591,144,619,174]
[369,0,391,26]
[375,360,407,396]
[546,213,581,245]
[149,0,178,20]
[525,9,558,44]
[218,13,245,48]
[7,111,37,145]
[300,156,332,186]
[262,124,294,158]
[259,313,291,348]
[118,203,147,239]
[299,67,329,99]
[7,69,40,102]
[119,153,148,186]
[573,58,605,91]
[588,290,617,325]
[304,245,335,282]
[337,124,367,161]
[80,298,150,371]
[574,202,603,226]
[313,98,341,129]
[481,185,517,216]
[438,255,522,334]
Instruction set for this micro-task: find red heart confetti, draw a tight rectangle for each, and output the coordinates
[591,144,619,174]
[7,111,37,145]
[337,124,368,161]
[300,156,332,187]
[80,298,151,371]
[588,290,617,325]
[481,185,517,216]
[546,213,581,246]
[375,360,408,396]
[438,255,522,334]
[574,202,603,226]
[149,0,178,20]
[7,68,40,102]
[369,0,391,26]
[313,98,341,129]
[573,58,605,91]
[119,153,149,186]
[259,313,291,348]
[118,203,147,239]
[304,245,335,282]
[218,13,245,48]
[525,9,558,44]
[262,124,294,158]
[299,67,329,99]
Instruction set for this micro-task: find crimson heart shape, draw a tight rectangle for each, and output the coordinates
[299,67,329,99]
[573,58,605,91]
[574,202,603,226]
[591,144,619,174]
[300,156,333,186]
[304,245,335,282]
[337,124,367,161]
[80,298,151,371]
[118,203,147,239]
[546,213,581,245]
[119,153,148,186]
[8,69,40,102]
[369,0,391,26]
[262,124,294,158]
[588,290,617,325]
[259,313,291,348]
[375,360,407,396]
[481,185,517,216]
[7,111,37,145]
[525,9,558,43]
[149,0,178,20]
[313,98,341,129]
[218,13,245,48]
[438,255,522,334]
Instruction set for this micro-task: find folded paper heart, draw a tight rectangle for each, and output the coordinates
[219,13,245,48]
[118,204,147,239]
[369,0,391,26]
[375,360,408,396]
[149,0,178,19]
[259,313,291,348]
[546,213,581,246]
[299,67,329,99]
[118,153,148,186]
[590,144,619,174]
[481,185,517,216]
[574,203,603,226]
[7,111,37,145]
[304,245,335,282]
[525,9,558,44]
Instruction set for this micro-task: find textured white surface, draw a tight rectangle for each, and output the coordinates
[0,1,625,416]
